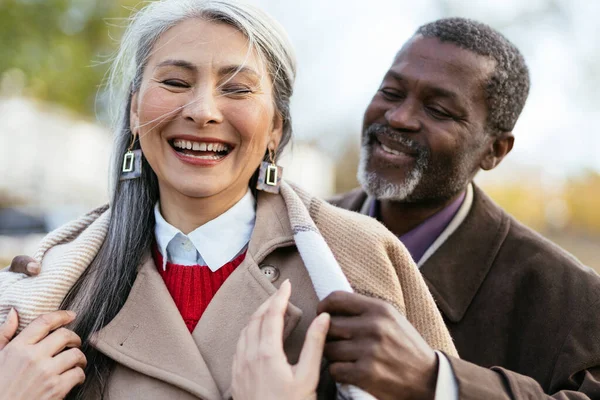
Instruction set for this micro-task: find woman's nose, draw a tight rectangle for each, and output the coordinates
[181,89,224,126]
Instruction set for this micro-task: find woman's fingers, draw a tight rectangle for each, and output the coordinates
[0,308,19,350]
[13,311,76,346]
[245,280,291,360]
[295,312,330,383]
[38,327,82,357]
[259,280,291,351]
[50,347,87,375]
[9,255,40,276]
[54,366,86,398]
[238,280,291,362]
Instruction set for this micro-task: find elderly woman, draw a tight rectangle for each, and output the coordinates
[0,0,456,399]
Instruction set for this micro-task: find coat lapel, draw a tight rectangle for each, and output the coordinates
[93,192,304,399]
[193,190,303,398]
[420,185,511,322]
[91,255,222,400]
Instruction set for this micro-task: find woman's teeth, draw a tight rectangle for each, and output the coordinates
[172,139,230,153]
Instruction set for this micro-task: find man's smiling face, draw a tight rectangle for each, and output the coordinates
[358,35,497,203]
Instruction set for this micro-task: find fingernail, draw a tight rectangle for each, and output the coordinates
[317,312,330,331]
[277,279,290,291]
[26,262,40,274]
[66,310,77,318]
[5,308,16,323]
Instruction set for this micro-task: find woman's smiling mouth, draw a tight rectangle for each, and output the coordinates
[169,137,234,164]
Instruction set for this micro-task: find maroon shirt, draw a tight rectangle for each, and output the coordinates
[369,192,466,263]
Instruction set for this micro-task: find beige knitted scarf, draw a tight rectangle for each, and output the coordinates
[0,183,457,362]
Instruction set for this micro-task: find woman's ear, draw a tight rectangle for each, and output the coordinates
[269,112,284,150]
[480,132,514,171]
[129,92,140,135]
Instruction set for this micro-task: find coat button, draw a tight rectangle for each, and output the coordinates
[259,265,280,282]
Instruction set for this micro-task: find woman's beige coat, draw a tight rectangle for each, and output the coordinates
[0,188,456,399]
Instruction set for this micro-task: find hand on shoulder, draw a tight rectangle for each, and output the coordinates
[319,291,438,400]
[0,309,86,400]
[8,255,40,276]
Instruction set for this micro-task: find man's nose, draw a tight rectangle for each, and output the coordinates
[385,98,421,132]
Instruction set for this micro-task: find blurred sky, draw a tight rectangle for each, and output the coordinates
[1,0,599,187]
[242,0,600,180]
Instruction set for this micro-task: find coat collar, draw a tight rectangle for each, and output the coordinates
[92,190,302,399]
[419,185,510,322]
[338,185,511,323]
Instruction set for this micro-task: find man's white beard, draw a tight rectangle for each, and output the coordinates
[357,144,424,201]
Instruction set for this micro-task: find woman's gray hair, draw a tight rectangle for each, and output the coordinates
[61,2,297,398]
[108,0,296,175]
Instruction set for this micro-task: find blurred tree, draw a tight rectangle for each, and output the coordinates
[334,141,360,194]
[0,0,139,116]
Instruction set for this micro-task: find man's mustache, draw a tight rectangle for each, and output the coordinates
[364,123,428,157]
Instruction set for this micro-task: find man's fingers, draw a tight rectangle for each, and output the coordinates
[9,255,40,276]
[296,312,330,382]
[323,339,363,362]
[317,291,377,317]
[326,314,389,341]
[0,308,19,350]
[14,311,76,345]
[329,361,365,387]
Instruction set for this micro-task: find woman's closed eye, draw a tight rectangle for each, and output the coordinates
[221,84,255,97]
[161,79,190,88]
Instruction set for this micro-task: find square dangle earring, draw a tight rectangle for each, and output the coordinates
[256,147,283,193]
[120,134,142,181]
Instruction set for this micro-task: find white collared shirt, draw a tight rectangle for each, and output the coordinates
[154,190,256,271]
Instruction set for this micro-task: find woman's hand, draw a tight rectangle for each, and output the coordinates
[8,255,40,276]
[0,309,87,400]
[232,280,330,400]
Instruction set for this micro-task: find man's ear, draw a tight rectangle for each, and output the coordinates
[129,92,140,135]
[480,132,514,171]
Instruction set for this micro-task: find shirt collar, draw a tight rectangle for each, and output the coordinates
[154,189,256,271]
[368,184,472,265]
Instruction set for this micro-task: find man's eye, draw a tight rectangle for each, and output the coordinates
[160,79,189,88]
[379,88,404,101]
[426,106,452,120]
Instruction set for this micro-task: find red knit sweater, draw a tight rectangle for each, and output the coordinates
[152,244,246,332]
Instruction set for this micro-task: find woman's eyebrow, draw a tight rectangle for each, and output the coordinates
[155,59,197,72]
[218,65,261,80]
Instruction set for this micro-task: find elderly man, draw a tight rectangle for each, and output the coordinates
[325,17,600,399]
[7,17,600,400]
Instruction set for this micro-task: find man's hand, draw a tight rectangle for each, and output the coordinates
[232,280,331,400]
[9,255,40,276]
[318,291,439,400]
[0,309,87,400]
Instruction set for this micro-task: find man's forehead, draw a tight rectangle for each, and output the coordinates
[390,35,496,92]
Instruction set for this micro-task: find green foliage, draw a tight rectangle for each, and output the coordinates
[0,0,140,116]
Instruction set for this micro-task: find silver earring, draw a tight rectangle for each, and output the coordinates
[120,135,142,181]
[256,147,282,194]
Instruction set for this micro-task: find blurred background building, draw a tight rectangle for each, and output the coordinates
[0,0,598,271]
